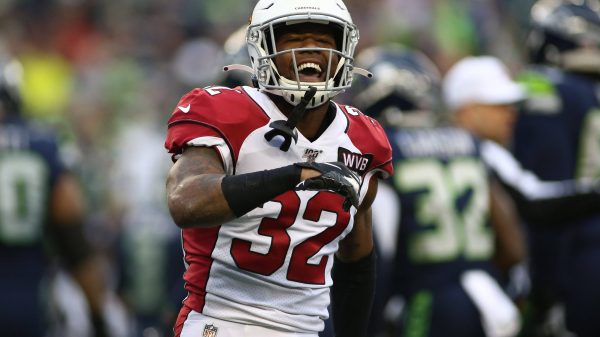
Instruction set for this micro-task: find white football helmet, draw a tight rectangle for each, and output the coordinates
[245,0,364,108]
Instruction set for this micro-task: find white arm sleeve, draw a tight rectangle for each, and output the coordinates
[481,140,572,200]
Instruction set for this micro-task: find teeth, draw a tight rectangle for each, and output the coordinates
[298,62,322,73]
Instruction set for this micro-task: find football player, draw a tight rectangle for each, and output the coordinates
[164,1,392,336]
[354,43,600,337]
[112,118,186,336]
[351,44,524,337]
[0,53,110,335]
[512,0,600,335]
[443,55,600,227]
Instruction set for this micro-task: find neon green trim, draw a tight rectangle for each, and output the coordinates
[404,291,433,337]
[517,71,556,97]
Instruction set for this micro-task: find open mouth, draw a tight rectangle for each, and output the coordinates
[297,62,323,81]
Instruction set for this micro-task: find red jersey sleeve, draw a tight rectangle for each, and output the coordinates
[164,86,269,163]
[340,104,394,178]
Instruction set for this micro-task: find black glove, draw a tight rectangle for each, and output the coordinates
[295,161,361,211]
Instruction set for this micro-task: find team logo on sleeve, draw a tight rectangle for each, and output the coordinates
[338,148,373,175]
[202,324,218,337]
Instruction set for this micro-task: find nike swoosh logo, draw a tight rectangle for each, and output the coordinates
[178,104,191,113]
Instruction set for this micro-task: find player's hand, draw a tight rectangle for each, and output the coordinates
[294,161,361,211]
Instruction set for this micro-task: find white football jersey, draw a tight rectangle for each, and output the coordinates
[165,86,393,333]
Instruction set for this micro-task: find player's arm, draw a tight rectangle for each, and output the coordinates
[166,146,333,228]
[166,146,234,228]
[483,140,600,225]
[501,180,600,226]
[49,173,108,337]
[331,177,378,337]
[489,178,526,273]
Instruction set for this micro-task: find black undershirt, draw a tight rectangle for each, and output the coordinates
[307,102,336,142]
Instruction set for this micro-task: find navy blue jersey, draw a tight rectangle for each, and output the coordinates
[515,66,600,247]
[0,116,65,335]
[514,66,600,336]
[386,126,496,296]
[377,126,500,337]
[515,66,600,181]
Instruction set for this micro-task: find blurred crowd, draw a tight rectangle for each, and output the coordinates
[0,0,535,133]
[0,0,595,336]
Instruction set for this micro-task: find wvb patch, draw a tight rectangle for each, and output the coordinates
[202,324,218,337]
[338,148,372,175]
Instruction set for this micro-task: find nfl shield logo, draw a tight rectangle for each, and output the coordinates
[202,324,218,337]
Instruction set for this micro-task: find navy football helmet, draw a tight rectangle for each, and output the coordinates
[527,0,600,73]
[351,44,443,127]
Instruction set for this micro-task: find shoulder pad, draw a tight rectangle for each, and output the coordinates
[165,86,269,156]
[168,86,256,125]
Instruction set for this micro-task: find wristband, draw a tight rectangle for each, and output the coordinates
[332,250,377,337]
[221,164,302,217]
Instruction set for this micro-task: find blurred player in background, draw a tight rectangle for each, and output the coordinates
[444,52,600,337]
[164,0,392,336]
[217,25,255,88]
[512,0,600,336]
[353,42,600,337]
[351,44,524,337]
[112,112,186,337]
[0,49,111,336]
[443,55,600,228]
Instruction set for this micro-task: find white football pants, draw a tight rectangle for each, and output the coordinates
[180,311,319,337]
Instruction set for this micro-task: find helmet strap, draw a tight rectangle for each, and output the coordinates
[264,86,318,151]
